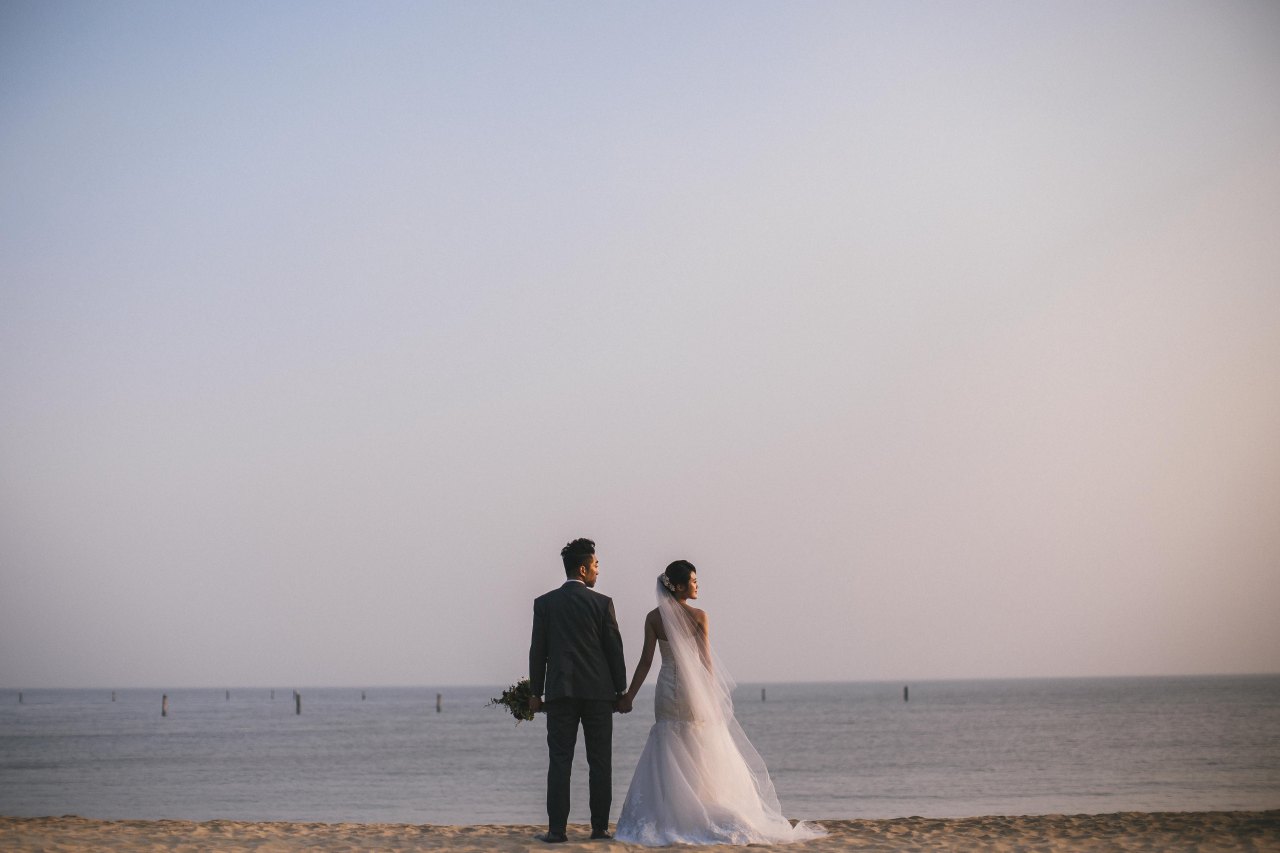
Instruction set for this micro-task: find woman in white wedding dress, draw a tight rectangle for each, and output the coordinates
[614,561,824,846]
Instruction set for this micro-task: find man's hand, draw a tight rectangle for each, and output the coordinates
[615,694,633,714]
[529,695,543,714]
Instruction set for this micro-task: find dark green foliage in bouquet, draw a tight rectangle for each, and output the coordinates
[488,677,537,724]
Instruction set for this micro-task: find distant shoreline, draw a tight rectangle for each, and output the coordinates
[4,812,1278,851]
[7,672,1280,692]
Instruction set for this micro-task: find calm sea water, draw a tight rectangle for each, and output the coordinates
[1,677,1277,824]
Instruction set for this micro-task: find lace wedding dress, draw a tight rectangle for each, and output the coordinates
[614,580,824,846]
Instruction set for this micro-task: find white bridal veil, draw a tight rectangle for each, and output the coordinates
[615,577,824,846]
[654,575,736,724]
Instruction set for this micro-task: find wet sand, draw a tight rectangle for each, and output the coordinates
[3,811,1278,851]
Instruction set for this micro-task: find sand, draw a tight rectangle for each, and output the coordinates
[2,812,1277,852]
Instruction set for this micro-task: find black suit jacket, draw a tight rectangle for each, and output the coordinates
[530,581,627,702]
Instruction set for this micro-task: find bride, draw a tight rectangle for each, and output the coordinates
[614,561,824,846]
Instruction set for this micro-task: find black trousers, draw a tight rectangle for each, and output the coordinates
[545,697,613,834]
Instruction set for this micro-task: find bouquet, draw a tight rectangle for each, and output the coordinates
[488,677,538,724]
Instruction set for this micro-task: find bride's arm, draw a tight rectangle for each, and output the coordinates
[694,610,712,671]
[623,613,658,703]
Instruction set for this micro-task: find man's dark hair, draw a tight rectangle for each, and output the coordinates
[560,538,596,576]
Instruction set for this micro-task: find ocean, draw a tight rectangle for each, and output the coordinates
[1,676,1277,824]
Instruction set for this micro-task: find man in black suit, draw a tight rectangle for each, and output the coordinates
[529,537,627,843]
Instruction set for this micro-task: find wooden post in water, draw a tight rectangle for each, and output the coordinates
[226,690,230,701]
[295,692,302,715]
[436,693,442,713]
[271,690,275,700]
[112,691,116,702]
[904,685,909,702]
[362,691,366,701]
[162,694,168,717]
[761,688,766,702]
[18,692,22,704]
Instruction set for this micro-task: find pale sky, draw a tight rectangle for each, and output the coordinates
[2,1,1278,689]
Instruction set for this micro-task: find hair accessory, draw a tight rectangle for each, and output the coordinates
[659,573,676,593]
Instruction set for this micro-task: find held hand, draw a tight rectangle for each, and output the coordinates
[529,695,543,714]
[616,694,633,714]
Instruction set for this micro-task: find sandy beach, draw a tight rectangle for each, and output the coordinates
[2,812,1277,852]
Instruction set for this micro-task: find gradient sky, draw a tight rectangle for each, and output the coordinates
[3,1,1278,689]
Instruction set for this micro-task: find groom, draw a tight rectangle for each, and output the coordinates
[528,537,627,843]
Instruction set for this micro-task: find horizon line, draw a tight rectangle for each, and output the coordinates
[5,671,1278,692]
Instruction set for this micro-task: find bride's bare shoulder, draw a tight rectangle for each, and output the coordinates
[684,605,709,627]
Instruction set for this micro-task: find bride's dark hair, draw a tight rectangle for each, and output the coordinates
[662,560,696,596]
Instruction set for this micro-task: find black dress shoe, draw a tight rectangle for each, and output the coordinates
[590,830,613,840]
[536,831,568,843]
